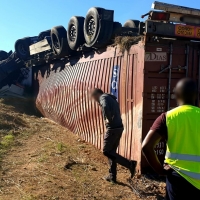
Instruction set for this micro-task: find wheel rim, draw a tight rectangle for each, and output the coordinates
[17,44,27,56]
[87,17,96,36]
[69,25,76,42]
[52,34,60,49]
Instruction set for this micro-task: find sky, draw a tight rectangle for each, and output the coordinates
[0,0,198,52]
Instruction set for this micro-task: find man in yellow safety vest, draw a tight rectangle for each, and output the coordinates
[142,78,200,200]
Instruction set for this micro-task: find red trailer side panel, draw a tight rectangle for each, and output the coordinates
[34,44,145,173]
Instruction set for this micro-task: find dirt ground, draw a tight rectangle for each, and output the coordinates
[0,98,166,200]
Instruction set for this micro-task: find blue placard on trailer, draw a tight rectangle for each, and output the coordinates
[110,65,120,100]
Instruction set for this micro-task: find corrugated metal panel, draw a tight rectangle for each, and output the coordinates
[125,54,135,159]
[34,44,145,173]
[35,50,121,150]
[128,44,145,172]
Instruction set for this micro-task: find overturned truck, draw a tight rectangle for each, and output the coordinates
[3,1,200,173]
[33,2,200,173]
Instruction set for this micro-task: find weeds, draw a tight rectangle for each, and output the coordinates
[113,36,143,52]
[0,134,14,148]
[0,97,147,200]
[38,153,48,162]
[57,142,63,152]
[21,194,36,200]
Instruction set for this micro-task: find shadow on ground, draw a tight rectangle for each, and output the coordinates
[1,97,40,116]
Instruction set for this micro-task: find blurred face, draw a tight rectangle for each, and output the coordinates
[174,80,196,106]
[91,93,100,102]
[174,82,182,106]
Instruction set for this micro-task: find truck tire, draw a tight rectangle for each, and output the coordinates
[51,26,71,56]
[0,51,8,61]
[38,30,51,41]
[67,16,85,50]
[84,7,114,48]
[123,20,140,28]
[84,7,100,47]
[15,38,31,60]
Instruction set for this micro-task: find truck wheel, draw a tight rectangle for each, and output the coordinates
[123,20,140,28]
[15,38,31,60]
[84,7,114,47]
[84,7,100,47]
[51,26,71,56]
[67,16,85,50]
[0,51,8,61]
[38,30,51,41]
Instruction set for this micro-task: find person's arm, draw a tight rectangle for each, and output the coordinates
[142,113,168,175]
[100,96,113,123]
[142,130,167,175]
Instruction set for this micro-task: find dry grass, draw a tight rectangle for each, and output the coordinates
[113,36,143,52]
[0,97,140,200]
[0,97,165,200]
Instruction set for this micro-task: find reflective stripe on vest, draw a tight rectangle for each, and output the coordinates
[166,152,200,162]
[172,166,200,180]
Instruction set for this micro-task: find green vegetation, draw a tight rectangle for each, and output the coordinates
[57,142,64,152]
[21,194,36,200]
[1,134,14,147]
[38,153,48,162]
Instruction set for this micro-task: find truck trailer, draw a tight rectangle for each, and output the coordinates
[31,1,200,173]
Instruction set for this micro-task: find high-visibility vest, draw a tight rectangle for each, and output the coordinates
[165,105,200,189]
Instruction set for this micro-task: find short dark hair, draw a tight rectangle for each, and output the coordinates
[175,78,197,102]
[91,88,104,96]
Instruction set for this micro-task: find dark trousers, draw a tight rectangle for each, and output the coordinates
[103,128,130,179]
[165,170,200,200]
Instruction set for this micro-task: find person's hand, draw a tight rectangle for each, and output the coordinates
[105,118,109,124]
[163,164,171,171]
[159,164,172,176]
[105,115,114,124]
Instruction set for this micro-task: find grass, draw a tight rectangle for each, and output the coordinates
[0,98,36,162]
[21,195,36,200]
[113,36,143,52]
[38,153,48,162]
[0,97,150,200]
[1,134,14,147]
[57,142,64,152]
